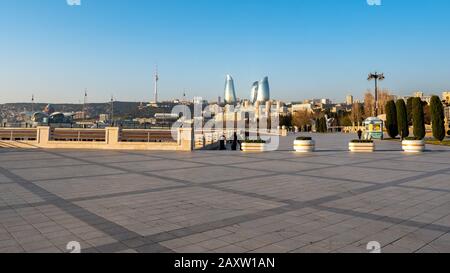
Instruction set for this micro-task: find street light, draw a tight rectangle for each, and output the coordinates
[367,72,385,117]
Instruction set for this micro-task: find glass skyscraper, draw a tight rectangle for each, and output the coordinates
[256,76,270,103]
[224,75,237,105]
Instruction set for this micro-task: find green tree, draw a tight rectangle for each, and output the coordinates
[322,117,328,133]
[385,100,398,139]
[316,117,327,133]
[412,97,425,140]
[430,96,445,141]
[396,99,409,140]
[406,97,414,125]
[317,118,323,133]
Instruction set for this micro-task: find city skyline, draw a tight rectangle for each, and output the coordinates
[2,0,450,103]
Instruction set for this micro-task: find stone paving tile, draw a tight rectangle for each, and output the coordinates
[354,159,446,173]
[301,165,418,185]
[0,173,13,184]
[216,174,371,203]
[213,245,248,253]
[1,134,450,253]
[11,164,125,182]
[74,187,283,237]
[0,184,44,207]
[34,173,182,200]
[109,159,204,172]
[0,158,87,171]
[155,166,273,184]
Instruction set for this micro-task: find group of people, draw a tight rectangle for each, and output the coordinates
[219,132,241,151]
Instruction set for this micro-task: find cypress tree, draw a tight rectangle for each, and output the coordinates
[430,96,445,141]
[318,118,323,133]
[322,117,328,133]
[385,100,398,139]
[412,97,425,140]
[406,97,414,125]
[396,99,409,140]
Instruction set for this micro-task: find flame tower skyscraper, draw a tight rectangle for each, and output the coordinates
[256,76,270,103]
[224,75,237,105]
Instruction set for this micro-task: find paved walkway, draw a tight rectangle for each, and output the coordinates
[1,133,450,253]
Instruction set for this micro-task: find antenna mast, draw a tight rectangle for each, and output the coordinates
[31,94,35,113]
[154,65,159,104]
[83,89,88,121]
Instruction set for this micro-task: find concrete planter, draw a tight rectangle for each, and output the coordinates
[349,142,375,152]
[402,139,425,153]
[241,143,266,152]
[294,140,315,153]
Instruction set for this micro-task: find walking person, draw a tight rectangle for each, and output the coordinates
[219,134,226,150]
[231,132,238,151]
[357,129,363,140]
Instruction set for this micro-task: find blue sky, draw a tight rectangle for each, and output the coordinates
[1,0,450,103]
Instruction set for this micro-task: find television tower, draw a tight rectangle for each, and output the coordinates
[31,94,35,113]
[110,95,114,126]
[83,89,88,120]
[154,66,159,104]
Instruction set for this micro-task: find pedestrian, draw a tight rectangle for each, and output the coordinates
[231,132,238,151]
[219,134,226,150]
[357,129,363,140]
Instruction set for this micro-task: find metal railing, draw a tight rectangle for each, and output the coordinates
[120,130,176,143]
[51,128,106,142]
[0,129,37,141]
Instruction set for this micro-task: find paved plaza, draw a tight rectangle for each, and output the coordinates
[1,133,450,253]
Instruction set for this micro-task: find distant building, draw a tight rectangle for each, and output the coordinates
[250,82,259,104]
[445,106,450,132]
[73,111,87,120]
[332,104,346,113]
[193,97,207,105]
[224,75,237,105]
[346,95,354,105]
[414,91,424,98]
[256,77,271,103]
[291,103,313,114]
[443,92,450,102]
[414,91,432,104]
[99,114,109,122]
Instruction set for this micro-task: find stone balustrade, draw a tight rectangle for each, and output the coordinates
[0,127,194,151]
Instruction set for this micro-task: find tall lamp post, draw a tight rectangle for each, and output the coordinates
[367,72,385,117]
[110,95,114,127]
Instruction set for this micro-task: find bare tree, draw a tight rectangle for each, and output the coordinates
[292,110,312,130]
[378,89,394,115]
[364,91,375,118]
[351,103,362,127]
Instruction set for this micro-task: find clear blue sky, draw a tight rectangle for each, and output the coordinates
[1,0,450,103]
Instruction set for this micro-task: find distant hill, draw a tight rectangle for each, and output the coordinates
[0,101,176,120]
